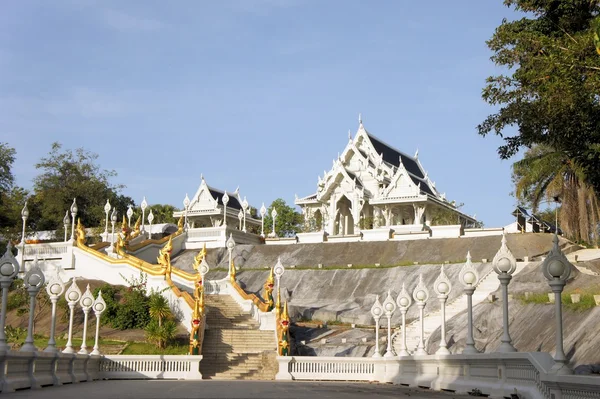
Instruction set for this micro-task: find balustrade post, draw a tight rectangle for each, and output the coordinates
[434,265,451,355]
[63,278,82,354]
[44,270,65,353]
[370,296,383,358]
[396,283,412,356]
[78,285,94,355]
[0,243,20,352]
[459,251,480,354]
[21,260,45,352]
[493,234,517,353]
[382,291,396,357]
[90,291,106,355]
[412,274,429,355]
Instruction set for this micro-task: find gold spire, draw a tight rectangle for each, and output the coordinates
[192,243,207,272]
[281,300,289,322]
[76,218,86,246]
[177,215,184,233]
[275,286,281,318]
[229,258,236,282]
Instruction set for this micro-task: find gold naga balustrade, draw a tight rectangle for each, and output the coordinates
[228,258,273,313]
[120,215,185,253]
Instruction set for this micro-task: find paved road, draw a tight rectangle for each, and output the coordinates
[4,380,473,399]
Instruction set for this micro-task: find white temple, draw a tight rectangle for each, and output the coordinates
[295,117,477,238]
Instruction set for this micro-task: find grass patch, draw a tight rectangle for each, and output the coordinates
[515,292,549,305]
[121,341,188,355]
[516,292,596,311]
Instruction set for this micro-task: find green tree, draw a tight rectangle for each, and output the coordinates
[0,143,16,194]
[478,1,600,193]
[30,142,133,231]
[262,198,303,237]
[0,144,30,247]
[147,204,179,224]
[145,291,175,349]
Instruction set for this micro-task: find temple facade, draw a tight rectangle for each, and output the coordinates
[295,118,477,237]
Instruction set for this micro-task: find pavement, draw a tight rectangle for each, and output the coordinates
[4,380,474,399]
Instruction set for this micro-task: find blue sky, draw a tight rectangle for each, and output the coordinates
[1,1,522,227]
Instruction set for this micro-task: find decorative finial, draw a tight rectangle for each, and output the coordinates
[415,149,419,158]
[358,113,362,125]
[348,129,352,142]
[201,173,204,181]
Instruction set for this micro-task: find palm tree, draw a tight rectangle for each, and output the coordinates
[512,144,600,245]
[148,293,171,328]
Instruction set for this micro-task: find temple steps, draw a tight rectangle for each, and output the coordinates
[200,294,277,380]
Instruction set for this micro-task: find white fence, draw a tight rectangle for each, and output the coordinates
[98,355,202,380]
[276,353,600,399]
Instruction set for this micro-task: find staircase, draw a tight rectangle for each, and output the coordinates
[392,262,529,355]
[200,295,277,380]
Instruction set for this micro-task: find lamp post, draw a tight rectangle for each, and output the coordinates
[542,234,572,374]
[110,208,117,251]
[226,234,236,279]
[434,265,452,355]
[270,208,278,238]
[0,243,20,352]
[382,290,397,357]
[459,251,480,354]
[63,278,82,354]
[492,234,517,353]
[370,295,383,358]
[412,274,429,355]
[44,269,65,353]
[78,284,94,354]
[90,291,106,355]
[183,194,190,231]
[241,197,249,233]
[63,210,70,242]
[126,205,133,228]
[395,283,412,356]
[140,197,148,234]
[147,210,154,240]
[70,198,78,241]
[103,199,111,242]
[274,257,285,293]
[237,209,243,231]
[222,191,229,228]
[20,201,29,268]
[20,259,45,352]
[260,203,267,238]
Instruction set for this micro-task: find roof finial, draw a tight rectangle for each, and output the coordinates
[201,173,204,181]
[414,149,419,158]
[348,129,352,142]
[358,113,362,126]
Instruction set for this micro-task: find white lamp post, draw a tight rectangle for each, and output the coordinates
[20,201,29,268]
[199,257,210,280]
[126,205,133,228]
[0,243,20,352]
[395,283,412,356]
[492,234,517,353]
[222,191,229,227]
[44,269,65,353]
[370,295,383,358]
[542,234,572,374]
[274,257,285,293]
[63,210,70,242]
[147,210,154,240]
[78,284,94,354]
[270,208,278,238]
[90,291,106,355]
[226,234,236,278]
[140,197,148,234]
[70,198,78,241]
[382,290,397,357]
[434,265,452,355]
[103,199,111,241]
[459,251,480,354]
[412,274,429,355]
[183,194,190,231]
[237,209,243,231]
[260,203,267,238]
[63,278,82,354]
[110,209,117,251]
[20,259,45,352]
[241,197,249,233]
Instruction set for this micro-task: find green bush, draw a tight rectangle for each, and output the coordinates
[93,283,120,325]
[112,289,150,330]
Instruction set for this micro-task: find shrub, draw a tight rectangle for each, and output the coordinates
[112,289,150,330]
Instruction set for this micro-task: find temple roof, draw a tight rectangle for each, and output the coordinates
[209,188,242,210]
[367,133,424,179]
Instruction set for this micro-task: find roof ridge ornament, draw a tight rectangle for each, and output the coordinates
[348,129,352,142]
[415,149,419,159]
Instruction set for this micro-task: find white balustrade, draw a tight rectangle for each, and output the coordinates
[98,355,202,380]
[287,357,376,381]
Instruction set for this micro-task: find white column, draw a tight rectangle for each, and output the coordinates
[396,283,412,356]
[460,251,479,354]
[493,234,517,353]
[21,261,45,352]
[78,285,94,355]
[371,296,383,358]
[412,274,429,355]
[63,278,82,354]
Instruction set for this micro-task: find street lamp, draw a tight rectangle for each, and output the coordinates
[63,278,82,354]
[434,265,452,355]
[370,295,383,358]
[140,197,148,234]
[79,284,94,354]
[147,210,154,240]
[70,198,78,241]
[226,234,236,279]
[44,269,65,353]
[395,283,412,356]
[237,209,243,231]
[382,290,397,357]
[20,201,29,268]
[492,234,517,353]
[63,210,70,242]
[241,197,249,233]
[21,259,45,352]
[126,205,133,228]
[0,243,20,352]
[103,200,111,242]
[222,191,229,228]
[270,208,278,238]
[110,208,117,251]
[459,251,480,354]
[542,233,572,374]
[90,291,106,356]
[273,257,285,293]
[183,194,190,231]
[412,274,429,355]
[260,203,267,238]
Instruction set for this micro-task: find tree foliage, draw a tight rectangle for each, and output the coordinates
[479,1,600,193]
[262,198,303,237]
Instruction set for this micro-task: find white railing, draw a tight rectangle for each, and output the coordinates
[21,241,71,259]
[99,355,202,380]
[276,353,600,399]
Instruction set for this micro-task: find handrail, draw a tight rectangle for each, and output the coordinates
[125,231,183,252]
[230,279,271,312]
